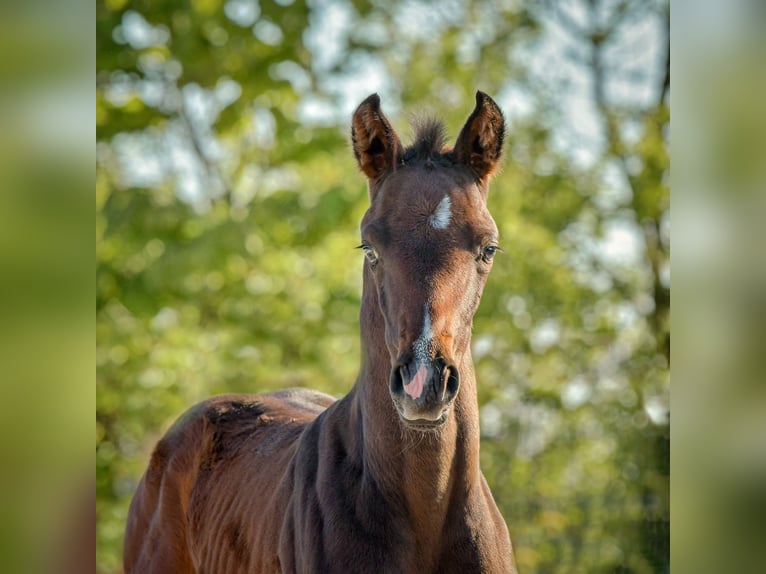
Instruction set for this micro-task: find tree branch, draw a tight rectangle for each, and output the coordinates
[178,91,233,204]
[658,4,670,106]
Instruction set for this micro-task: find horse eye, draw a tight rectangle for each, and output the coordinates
[481,245,499,263]
[361,245,379,265]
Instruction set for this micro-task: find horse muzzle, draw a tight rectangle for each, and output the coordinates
[389,357,460,430]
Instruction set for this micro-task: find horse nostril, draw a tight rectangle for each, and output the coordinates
[389,365,405,394]
[445,365,460,396]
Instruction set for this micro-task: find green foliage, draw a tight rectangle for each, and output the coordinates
[97,1,669,572]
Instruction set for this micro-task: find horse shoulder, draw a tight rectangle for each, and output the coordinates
[125,392,332,574]
[123,398,215,574]
[432,473,515,574]
[478,471,515,571]
[187,392,335,573]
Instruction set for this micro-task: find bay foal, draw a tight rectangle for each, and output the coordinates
[124,91,516,573]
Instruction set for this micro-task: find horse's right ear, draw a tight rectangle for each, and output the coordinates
[351,94,403,183]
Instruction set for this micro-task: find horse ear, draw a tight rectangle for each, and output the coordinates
[351,93,403,182]
[454,91,506,185]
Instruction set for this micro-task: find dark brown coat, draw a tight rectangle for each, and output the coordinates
[124,92,516,573]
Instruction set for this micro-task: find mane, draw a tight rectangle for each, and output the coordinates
[403,117,451,164]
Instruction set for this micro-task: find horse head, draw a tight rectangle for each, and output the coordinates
[352,91,506,431]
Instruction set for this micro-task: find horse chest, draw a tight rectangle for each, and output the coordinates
[280,474,505,574]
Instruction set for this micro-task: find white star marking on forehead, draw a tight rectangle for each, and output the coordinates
[429,195,452,229]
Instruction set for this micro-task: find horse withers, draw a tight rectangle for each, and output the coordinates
[124,91,516,573]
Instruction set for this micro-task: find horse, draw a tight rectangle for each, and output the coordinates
[123,91,516,573]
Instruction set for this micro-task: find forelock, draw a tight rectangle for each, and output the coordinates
[403,117,450,164]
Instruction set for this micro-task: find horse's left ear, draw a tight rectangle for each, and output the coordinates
[454,91,506,187]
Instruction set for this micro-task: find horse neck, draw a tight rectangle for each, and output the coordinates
[348,268,483,515]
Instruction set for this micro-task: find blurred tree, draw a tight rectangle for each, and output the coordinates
[96,0,668,572]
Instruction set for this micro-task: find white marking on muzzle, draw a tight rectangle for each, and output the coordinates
[429,195,452,229]
[413,305,432,365]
